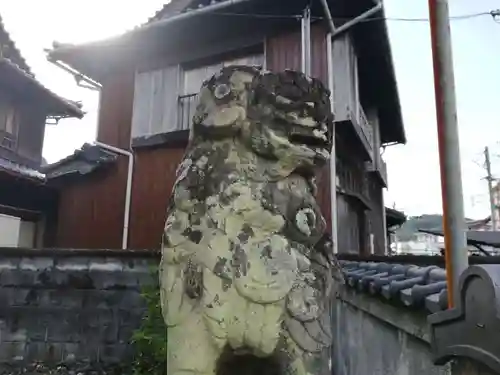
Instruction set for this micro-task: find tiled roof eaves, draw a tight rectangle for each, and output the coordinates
[145,0,195,24]
[0,158,46,181]
[340,260,449,313]
[145,0,226,25]
[0,15,32,75]
[42,143,118,180]
[0,57,84,118]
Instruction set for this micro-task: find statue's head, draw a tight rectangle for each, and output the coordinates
[190,66,333,173]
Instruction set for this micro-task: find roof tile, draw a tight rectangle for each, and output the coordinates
[0,158,45,181]
[145,0,227,24]
[42,143,118,180]
[0,57,84,118]
[340,260,449,313]
[0,14,32,75]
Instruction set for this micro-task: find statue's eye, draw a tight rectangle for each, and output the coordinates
[214,84,230,99]
[295,207,316,236]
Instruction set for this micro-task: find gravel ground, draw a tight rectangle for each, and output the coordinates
[0,362,132,375]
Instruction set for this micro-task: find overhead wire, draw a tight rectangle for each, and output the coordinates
[200,9,499,23]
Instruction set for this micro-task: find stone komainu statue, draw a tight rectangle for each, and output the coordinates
[160,66,344,375]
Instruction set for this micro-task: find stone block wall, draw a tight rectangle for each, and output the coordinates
[0,248,158,367]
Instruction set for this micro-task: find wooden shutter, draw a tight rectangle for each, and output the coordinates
[131,65,181,138]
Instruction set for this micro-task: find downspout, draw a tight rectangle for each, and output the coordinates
[321,0,338,253]
[319,0,336,33]
[301,7,312,76]
[326,33,338,254]
[94,141,134,250]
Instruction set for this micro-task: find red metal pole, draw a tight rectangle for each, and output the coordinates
[428,0,468,308]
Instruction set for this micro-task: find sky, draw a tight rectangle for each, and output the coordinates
[0,0,499,219]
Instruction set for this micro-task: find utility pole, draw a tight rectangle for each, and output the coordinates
[484,146,497,230]
[428,0,468,308]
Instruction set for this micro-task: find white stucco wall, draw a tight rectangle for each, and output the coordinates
[18,220,36,248]
[0,213,21,247]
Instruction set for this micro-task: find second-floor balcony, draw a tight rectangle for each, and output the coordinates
[331,34,374,162]
[355,105,374,161]
[333,98,374,163]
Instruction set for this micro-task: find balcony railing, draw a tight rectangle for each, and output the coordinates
[0,130,16,150]
[357,106,374,161]
[178,93,199,131]
[366,152,388,188]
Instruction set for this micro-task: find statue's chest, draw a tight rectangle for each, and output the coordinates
[206,173,326,247]
[259,178,326,246]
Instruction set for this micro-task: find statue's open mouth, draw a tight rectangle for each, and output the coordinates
[289,133,329,148]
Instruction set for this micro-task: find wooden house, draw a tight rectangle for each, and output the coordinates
[0,15,84,247]
[44,0,406,253]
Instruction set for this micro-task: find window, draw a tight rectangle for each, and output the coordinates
[178,54,264,131]
[182,54,264,95]
[0,102,18,150]
[0,104,17,134]
[130,53,264,140]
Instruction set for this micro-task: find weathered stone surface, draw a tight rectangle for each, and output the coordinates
[160,66,344,375]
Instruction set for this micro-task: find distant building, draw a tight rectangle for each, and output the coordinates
[467,216,492,232]
[0,15,83,248]
[394,231,443,256]
[393,216,494,256]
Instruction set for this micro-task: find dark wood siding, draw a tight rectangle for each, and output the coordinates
[129,147,185,249]
[55,158,128,249]
[265,23,328,82]
[0,90,46,168]
[97,69,135,149]
[54,67,135,249]
[367,175,385,254]
[16,103,46,166]
[265,23,332,233]
[316,165,331,233]
[337,194,362,254]
[54,146,186,250]
[310,23,328,83]
[266,29,301,72]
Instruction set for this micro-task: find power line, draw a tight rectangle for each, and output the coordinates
[386,11,493,22]
[203,9,499,23]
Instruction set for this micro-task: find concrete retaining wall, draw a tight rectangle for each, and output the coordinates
[332,289,451,375]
